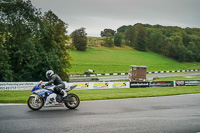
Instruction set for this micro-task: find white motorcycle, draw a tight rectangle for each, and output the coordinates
[27,81,80,110]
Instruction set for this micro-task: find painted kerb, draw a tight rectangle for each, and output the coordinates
[70,69,200,77]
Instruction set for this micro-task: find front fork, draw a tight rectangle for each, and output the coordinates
[34,95,38,101]
[30,94,41,106]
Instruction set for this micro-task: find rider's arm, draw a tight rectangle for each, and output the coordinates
[45,75,56,86]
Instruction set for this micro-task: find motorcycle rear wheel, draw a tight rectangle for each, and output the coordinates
[27,96,44,110]
[64,93,80,109]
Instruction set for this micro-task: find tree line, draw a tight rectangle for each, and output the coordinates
[101,23,200,62]
[0,0,72,81]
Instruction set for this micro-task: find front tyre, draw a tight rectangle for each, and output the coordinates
[64,93,80,109]
[27,96,44,110]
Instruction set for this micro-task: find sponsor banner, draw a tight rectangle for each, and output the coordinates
[130,82,150,88]
[184,80,200,86]
[175,81,185,86]
[150,81,173,87]
[0,82,36,90]
[112,82,127,88]
[72,83,89,89]
[93,83,109,89]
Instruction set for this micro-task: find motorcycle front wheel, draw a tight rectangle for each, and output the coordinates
[64,93,80,109]
[27,96,44,110]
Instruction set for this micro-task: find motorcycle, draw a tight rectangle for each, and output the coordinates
[27,81,80,110]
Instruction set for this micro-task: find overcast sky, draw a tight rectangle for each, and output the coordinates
[31,0,200,37]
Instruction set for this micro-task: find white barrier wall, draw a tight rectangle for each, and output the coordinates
[0,82,36,90]
[68,82,130,90]
[0,82,130,91]
[1,81,199,90]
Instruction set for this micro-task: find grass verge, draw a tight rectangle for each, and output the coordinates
[0,86,200,103]
[69,46,200,74]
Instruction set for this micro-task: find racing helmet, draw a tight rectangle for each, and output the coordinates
[46,70,54,79]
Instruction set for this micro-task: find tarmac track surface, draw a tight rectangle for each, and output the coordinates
[0,94,200,133]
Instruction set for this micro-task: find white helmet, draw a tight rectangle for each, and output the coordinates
[46,70,54,79]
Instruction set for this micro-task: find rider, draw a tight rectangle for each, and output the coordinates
[44,70,67,98]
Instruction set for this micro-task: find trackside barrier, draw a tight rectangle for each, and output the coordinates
[175,80,200,86]
[0,82,130,91]
[0,80,200,91]
[70,69,200,77]
[130,81,174,88]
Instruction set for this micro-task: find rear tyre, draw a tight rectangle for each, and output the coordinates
[27,96,44,110]
[64,93,80,109]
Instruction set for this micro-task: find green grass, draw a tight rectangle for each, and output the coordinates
[75,86,200,101]
[87,36,104,46]
[0,91,32,103]
[1,86,200,103]
[69,46,200,74]
[153,75,200,81]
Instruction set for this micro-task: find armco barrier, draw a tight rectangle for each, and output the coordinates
[70,69,200,77]
[0,80,200,91]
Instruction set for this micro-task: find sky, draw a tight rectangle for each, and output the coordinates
[31,0,200,37]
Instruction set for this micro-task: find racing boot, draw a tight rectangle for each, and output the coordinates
[61,89,67,98]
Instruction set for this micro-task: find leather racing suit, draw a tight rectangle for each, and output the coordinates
[45,74,65,94]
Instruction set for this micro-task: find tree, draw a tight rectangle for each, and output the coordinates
[100,29,115,37]
[114,33,122,46]
[71,27,87,51]
[148,30,165,53]
[124,25,135,47]
[0,0,43,81]
[169,35,186,61]
[104,32,114,47]
[186,42,199,61]
[135,25,147,51]
[43,10,71,81]
[161,37,171,57]
[0,33,13,81]
[114,23,200,62]
[0,0,71,81]
[117,25,128,33]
